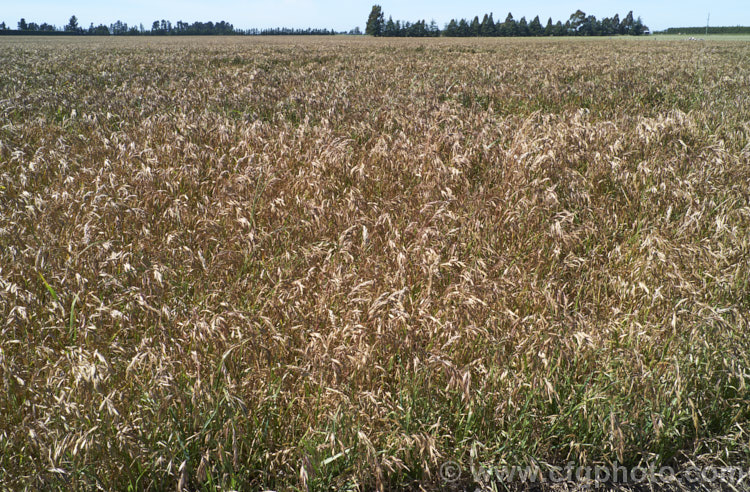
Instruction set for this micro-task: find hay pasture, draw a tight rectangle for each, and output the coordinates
[1,36,749,490]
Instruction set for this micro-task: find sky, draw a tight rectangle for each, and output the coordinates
[1,0,748,32]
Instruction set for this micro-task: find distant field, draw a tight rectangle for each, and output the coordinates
[651,33,750,41]
[1,36,749,491]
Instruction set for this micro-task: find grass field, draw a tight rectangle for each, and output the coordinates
[650,33,750,41]
[1,36,749,490]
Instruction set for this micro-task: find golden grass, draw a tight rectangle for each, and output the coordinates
[1,36,749,490]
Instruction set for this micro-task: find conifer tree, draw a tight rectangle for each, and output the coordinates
[365,5,385,36]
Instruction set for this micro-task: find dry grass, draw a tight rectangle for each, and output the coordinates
[1,36,749,490]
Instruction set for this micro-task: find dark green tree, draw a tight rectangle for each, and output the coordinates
[444,19,458,36]
[65,15,79,32]
[18,18,28,30]
[458,19,470,36]
[111,20,128,35]
[502,13,517,36]
[470,16,480,36]
[568,10,586,34]
[579,15,599,35]
[620,11,634,34]
[518,16,529,36]
[365,5,384,36]
[384,16,395,36]
[428,20,439,36]
[480,13,496,36]
[545,17,553,35]
[410,20,428,37]
[529,16,543,36]
[90,23,110,35]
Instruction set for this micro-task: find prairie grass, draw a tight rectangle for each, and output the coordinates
[1,36,749,490]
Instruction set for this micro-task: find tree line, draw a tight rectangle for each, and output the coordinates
[2,16,236,35]
[366,6,649,37]
[0,16,359,36]
[658,26,750,35]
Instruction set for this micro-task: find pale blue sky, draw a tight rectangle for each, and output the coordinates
[1,0,748,31]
